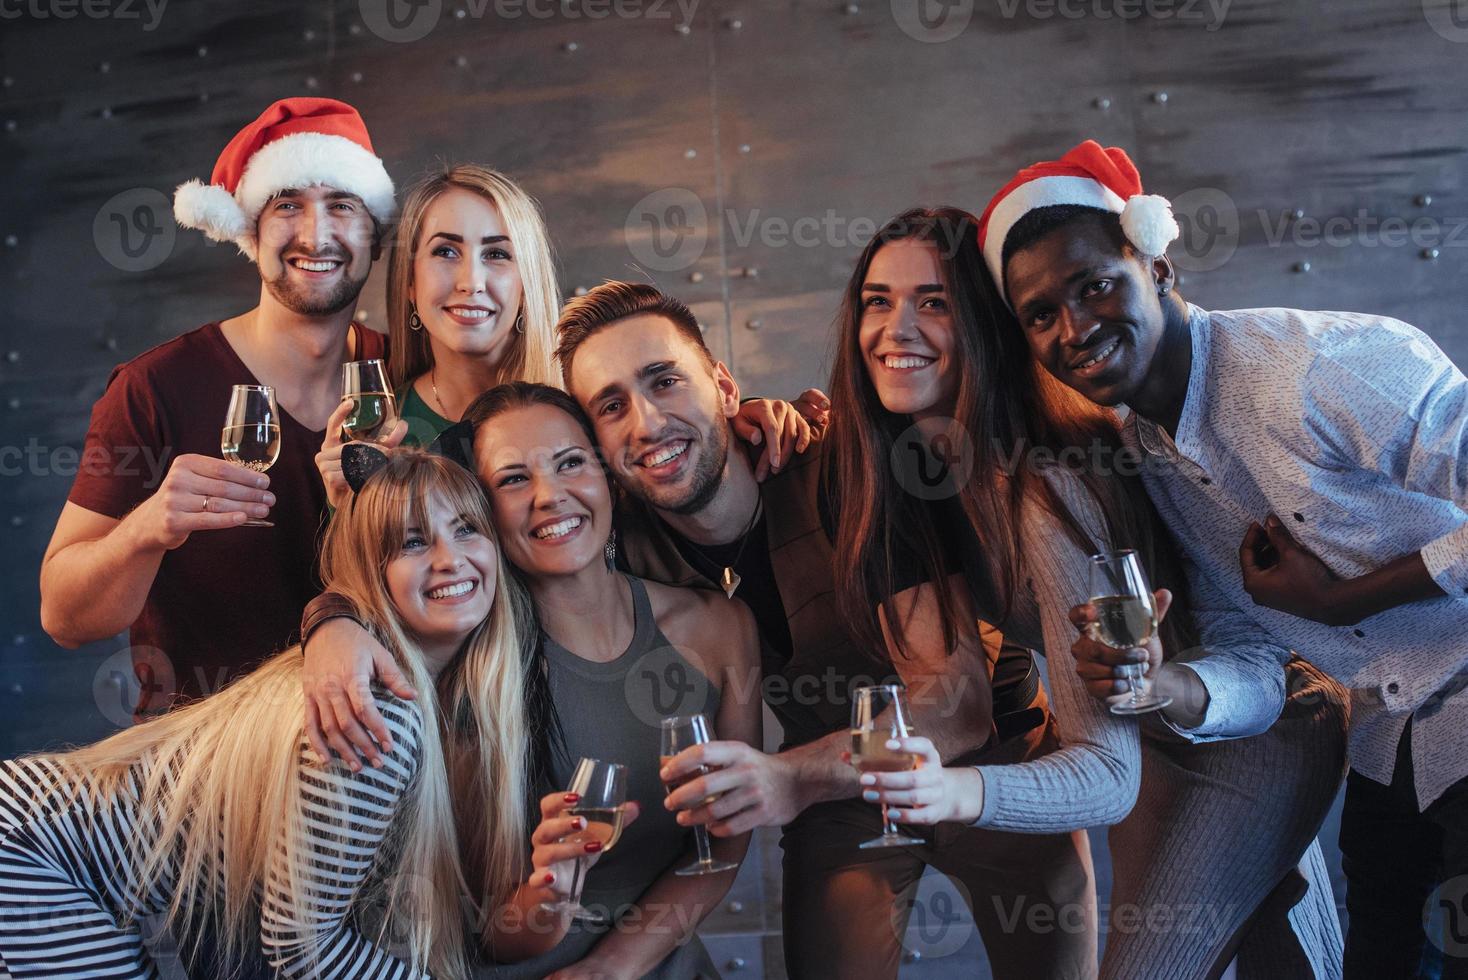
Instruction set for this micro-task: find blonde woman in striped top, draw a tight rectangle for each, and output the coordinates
[0,451,577,979]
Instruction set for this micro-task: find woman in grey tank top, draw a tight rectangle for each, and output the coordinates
[470,383,763,979]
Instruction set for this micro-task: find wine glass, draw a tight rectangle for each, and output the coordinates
[341,359,398,444]
[659,714,739,877]
[1088,549,1173,715]
[850,684,923,849]
[540,758,628,923]
[220,384,279,528]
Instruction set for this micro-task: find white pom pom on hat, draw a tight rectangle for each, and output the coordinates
[978,140,1180,304]
[173,97,396,262]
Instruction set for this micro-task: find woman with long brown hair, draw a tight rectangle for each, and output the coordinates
[827,207,1348,978]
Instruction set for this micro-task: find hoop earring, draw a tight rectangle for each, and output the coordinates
[409,304,424,331]
[514,312,525,334]
[604,529,617,570]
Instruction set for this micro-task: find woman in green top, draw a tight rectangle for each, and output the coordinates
[318,164,563,509]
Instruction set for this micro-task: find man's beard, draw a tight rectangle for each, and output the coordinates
[264,261,368,318]
[634,418,730,517]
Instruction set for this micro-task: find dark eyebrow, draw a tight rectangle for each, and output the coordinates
[587,361,679,408]
[491,446,582,476]
[861,283,944,293]
[428,232,511,245]
[1016,266,1095,321]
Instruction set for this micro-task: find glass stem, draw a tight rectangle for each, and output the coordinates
[568,855,588,907]
[881,804,901,837]
[694,825,715,866]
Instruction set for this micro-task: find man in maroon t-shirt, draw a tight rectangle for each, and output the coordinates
[41,98,398,715]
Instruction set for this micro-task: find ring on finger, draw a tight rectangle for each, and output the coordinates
[201,495,212,513]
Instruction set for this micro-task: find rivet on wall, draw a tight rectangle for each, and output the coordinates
[8,515,21,527]
[349,23,362,35]
[8,684,22,695]
[725,958,746,971]
[697,320,708,333]
[1,76,12,88]
[455,55,470,67]
[355,309,369,322]
[727,900,745,913]
[104,337,119,351]
[724,16,743,29]
[745,318,762,331]
[305,76,319,89]
[738,143,751,154]
[3,234,17,247]
[843,2,859,12]
[741,266,758,278]
[689,271,704,283]
[675,24,691,34]
[574,286,589,296]
[903,951,922,964]
[303,29,316,41]
[351,72,364,83]
[98,61,111,73]
[199,91,210,103]
[197,45,208,57]
[1293,261,1311,273]
[4,121,17,133]
[1289,208,1305,221]
[455,7,468,17]
[1151,91,1169,104]
[562,41,579,52]
[684,148,697,159]
[7,397,19,410]
[1422,247,1440,261]
[1092,96,1111,110]
[99,107,112,120]
[1414,194,1433,207]
[5,351,18,364]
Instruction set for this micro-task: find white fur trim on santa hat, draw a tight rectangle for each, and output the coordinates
[982,175,1127,289]
[235,131,396,232]
[174,178,249,244]
[1119,194,1179,258]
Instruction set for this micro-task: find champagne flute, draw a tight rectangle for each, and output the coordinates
[659,714,739,877]
[1088,549,1173,715]
[850,684,924,849]
[341,359,398,444]
[540,758,628,923]
[220,384,280,528]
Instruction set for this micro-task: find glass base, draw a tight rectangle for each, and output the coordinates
[241,518,274,527]
[675,858,738,876]
[1110,694,1172,716]
[538,900,606,924]
[859,833,924,849]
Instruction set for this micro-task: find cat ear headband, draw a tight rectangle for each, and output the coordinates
[340,419,477,503]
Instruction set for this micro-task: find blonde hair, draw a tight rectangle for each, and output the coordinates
[387,164,562,392]
[52,452,534,980]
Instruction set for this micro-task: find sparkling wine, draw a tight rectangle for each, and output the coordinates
[342,391,397,443]
[1092,594,1158,649]
[221,423,281,472]
[567,805,625,852]
[660,755,719,805]
[849,729,918,773]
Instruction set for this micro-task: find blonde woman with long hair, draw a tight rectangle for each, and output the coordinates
[0,450,588,979]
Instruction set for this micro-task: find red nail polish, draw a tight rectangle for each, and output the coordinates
[544,872,555,885]
[563,793,580,804]
[584,841,603,854]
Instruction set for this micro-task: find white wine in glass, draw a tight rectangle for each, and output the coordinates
[1088,549,1172,715]
[539,758,628,924]
[221,384,279,528]
[850,684,923,849]
[341,359,398,443]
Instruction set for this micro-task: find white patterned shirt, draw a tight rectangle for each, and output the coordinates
[1124,303,1468,809]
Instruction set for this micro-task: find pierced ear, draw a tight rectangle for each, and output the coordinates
[1152,254,1176,295]
[342,443,392,495]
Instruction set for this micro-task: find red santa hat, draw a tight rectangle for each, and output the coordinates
[173,97,396,260]
[978,140,1178,301]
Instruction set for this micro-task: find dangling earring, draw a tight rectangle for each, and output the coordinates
[514,311,525,334]
[409,303,424,331]
[604,529,618,570]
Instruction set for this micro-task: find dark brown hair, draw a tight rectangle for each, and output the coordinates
[824,207,1195,660]
[553,280,713,389]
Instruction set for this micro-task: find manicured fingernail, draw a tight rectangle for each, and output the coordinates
[859,774,875,786]
[564,793,579,804]
[573,818,585,830]
[584,841,603,854]
[543,872,555,885]
[862,790,878,802]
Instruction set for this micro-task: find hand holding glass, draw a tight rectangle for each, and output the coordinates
[850,684,923,848]
[1088,549,1172,715]
[539,757,627,923]
[660,714,739,876]
[220,384,279,527]
[340,359,398,444]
